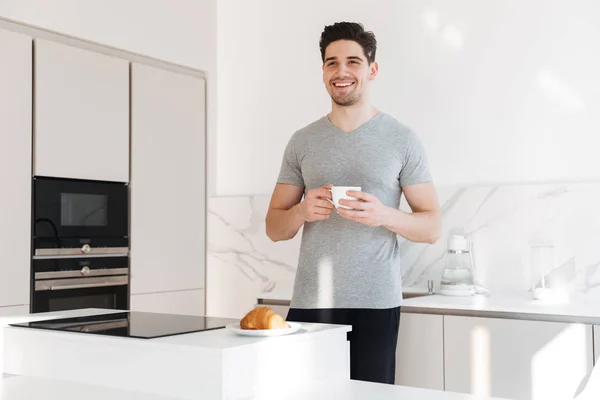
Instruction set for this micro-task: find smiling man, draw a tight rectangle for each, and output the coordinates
[265,22,442,384]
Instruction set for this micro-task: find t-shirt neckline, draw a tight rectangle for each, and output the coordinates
[324,112,385,135]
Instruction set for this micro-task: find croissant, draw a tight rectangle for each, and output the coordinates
[240,307,290,330]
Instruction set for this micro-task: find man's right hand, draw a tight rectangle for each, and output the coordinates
[298,184,335,222]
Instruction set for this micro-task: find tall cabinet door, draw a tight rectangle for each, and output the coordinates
[0,29,32,308]
[34,39,129,182]
[130,63,206,301]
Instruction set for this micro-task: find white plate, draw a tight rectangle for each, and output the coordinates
[226,321,302,337]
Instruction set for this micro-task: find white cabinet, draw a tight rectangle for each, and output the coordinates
[0,29,32,308]
[396,313,444,390]
[130,289,205,316]
[130,62,206,295]
[34,39,129,182]
[444,315,593,400]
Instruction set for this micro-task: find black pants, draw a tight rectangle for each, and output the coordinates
[286,306,401,385]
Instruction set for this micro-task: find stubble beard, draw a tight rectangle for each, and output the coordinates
[330,87,362,107]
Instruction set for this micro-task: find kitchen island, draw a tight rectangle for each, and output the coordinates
[1,308,350,400]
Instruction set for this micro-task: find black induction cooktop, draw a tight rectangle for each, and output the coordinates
[9,311,240,339]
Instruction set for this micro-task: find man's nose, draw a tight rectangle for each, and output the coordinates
[336,63,347,74]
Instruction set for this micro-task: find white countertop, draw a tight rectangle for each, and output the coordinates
[401,291,600,324]
[149,320,350,351]
[0,375,184,400]
[276,379,511,400]
[0,375,509,400]
[2,308,351,352]
[257,291,294,302]
[0,308,123,325]
[257,288,431,302]
[258,290,600,324]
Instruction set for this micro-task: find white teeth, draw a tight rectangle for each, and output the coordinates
[334,82,353,87]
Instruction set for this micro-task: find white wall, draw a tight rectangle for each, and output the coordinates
[0,0,218,193]
[216,0,600,196]
[0,0,215,70]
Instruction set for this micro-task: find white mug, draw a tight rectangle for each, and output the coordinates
[326,186,361,209]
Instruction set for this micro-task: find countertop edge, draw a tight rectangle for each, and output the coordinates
[257,295,600,326]
[400,305,600,325]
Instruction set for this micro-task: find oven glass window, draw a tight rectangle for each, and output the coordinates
[49,294,116,311]
[61,193,108,227]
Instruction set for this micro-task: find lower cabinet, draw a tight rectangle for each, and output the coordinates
[396,313,594,400]
[444,315,593,400]
[396,313,444,390]
[130,289,205,316]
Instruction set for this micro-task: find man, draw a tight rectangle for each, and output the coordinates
[265,21,442,385]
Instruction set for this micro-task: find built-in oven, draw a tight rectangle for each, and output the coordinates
[31,255,129,313]
[32,176,129,256]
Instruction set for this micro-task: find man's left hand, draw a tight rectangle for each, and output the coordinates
[337,190,392,227]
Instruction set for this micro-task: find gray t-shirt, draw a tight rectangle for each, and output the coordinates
[277,112,432,309]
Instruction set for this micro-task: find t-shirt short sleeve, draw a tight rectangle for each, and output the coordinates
[399,131,433,187]
[276,135,305,187]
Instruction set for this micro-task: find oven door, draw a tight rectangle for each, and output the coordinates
[32,275,129,313]
[33,176,129,255]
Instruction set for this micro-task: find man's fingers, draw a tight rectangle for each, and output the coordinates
[314,199,335,209]
[346,190,372,202]
[312,206,333,215]
[338,208,368,219]
[311,213,331,221]
[313,185,333,199]
[338,199,368,210]
[313,210,332,217]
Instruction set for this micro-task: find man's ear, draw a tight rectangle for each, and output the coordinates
[369,61,379,80]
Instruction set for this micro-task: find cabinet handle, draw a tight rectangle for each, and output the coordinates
[50,282,124,290]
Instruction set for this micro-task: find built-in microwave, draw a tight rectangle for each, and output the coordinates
[32,176,129,257]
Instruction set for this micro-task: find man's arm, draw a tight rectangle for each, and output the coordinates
[383,182,442,244]
[265,184,305,242]
[266,183,334,242]
[338,182,442,244]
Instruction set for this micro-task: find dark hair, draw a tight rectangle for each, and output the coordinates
[319,22,377,64]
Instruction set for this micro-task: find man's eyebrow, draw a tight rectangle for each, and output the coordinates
[324,56,364,62]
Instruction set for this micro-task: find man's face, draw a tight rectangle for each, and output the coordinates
[322,40,378,107]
